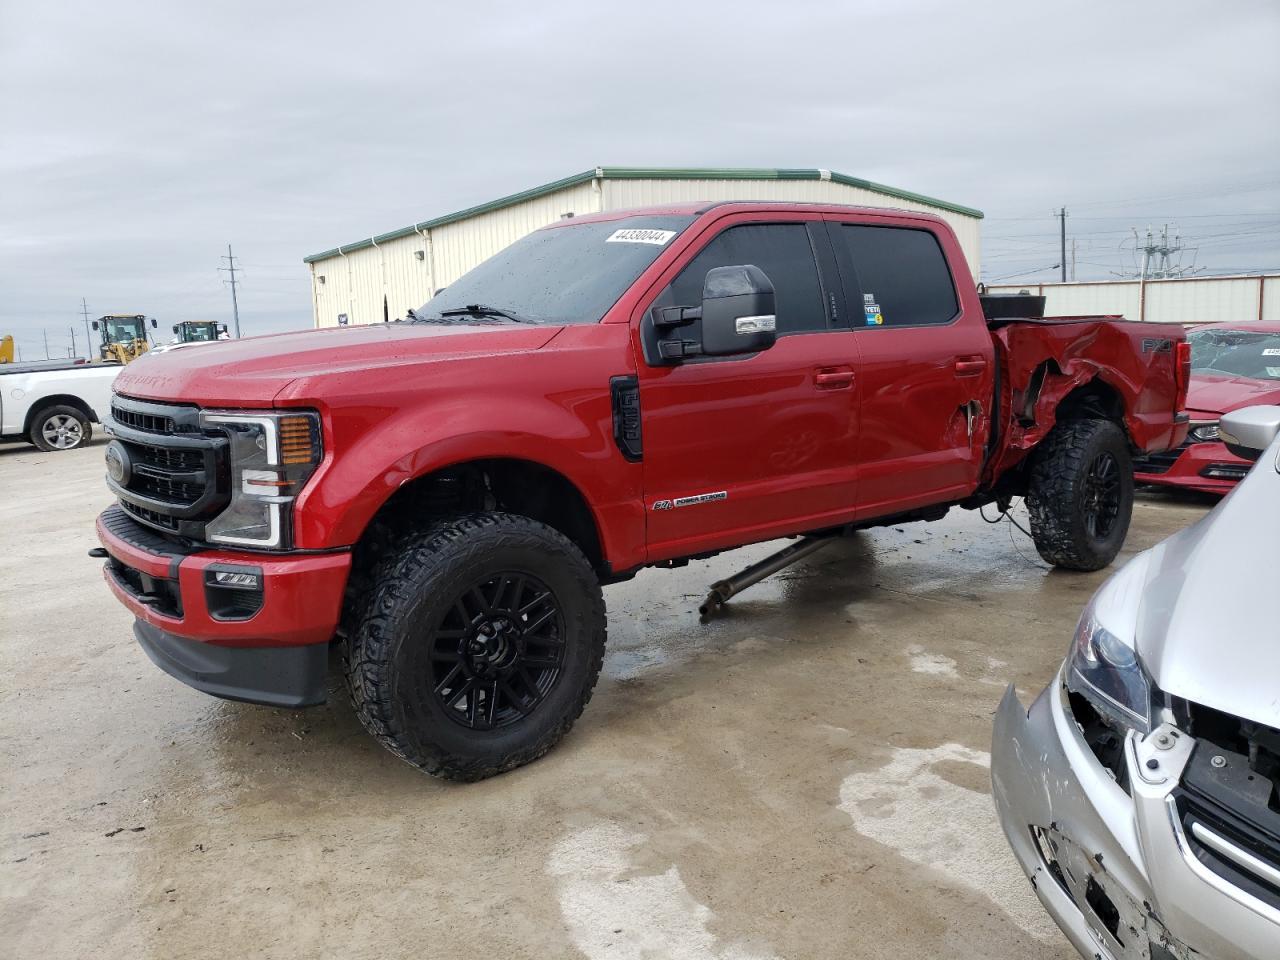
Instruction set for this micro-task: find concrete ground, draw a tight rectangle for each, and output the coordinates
[0,436,1214,960]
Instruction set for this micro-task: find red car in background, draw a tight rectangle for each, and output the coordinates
[1135,321,1280,493]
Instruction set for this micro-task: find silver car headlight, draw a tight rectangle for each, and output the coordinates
[199,410,322,549]
[1188,421,1220,443]
[1066,553,1155,733]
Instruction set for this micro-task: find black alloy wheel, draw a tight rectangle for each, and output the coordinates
[428,573,566,730]
[343,512,607,781]
[1081,451,1122,540]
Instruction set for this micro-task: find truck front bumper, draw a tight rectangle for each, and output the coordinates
[96,506,351,707]
[992,672,1280,960]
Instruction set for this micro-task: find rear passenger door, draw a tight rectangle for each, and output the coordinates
[634,214,860,561]
[826,217,995,517]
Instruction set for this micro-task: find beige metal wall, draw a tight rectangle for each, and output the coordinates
[600,177,982,279]
[986,274,1280,325]
[309,176,981,328]
[311,180,602,327]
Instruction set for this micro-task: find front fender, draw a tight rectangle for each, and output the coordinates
[290,389,643,571]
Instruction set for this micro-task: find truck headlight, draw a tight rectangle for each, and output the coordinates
[1188,421,1220,443]
[199,410,322,549]
[1065,553,1155,733]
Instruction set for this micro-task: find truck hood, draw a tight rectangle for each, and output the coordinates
[1134,438,1280,728]
[1186,372,1280,418]
[112,322,561,406]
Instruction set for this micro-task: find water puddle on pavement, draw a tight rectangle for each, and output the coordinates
[837,743,1059,942]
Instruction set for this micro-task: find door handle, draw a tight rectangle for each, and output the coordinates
[954,357,988,376]
[815,367,855,389]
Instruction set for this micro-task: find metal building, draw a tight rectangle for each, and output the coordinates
[303,167,984,328]
[985,273,1280,325]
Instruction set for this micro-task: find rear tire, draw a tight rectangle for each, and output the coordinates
[343,512,606,781]
[1026,419,1133,571]
[29,405,92,452]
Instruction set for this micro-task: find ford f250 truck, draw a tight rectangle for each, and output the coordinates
[94,202,1190,780]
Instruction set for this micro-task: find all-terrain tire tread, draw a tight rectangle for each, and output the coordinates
[341,512,606,781]
[1025,418,1133,571]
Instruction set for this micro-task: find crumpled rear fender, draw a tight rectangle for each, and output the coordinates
[984,320,1186,484]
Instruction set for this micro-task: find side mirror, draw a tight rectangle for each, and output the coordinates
[150,317,158,328]
[218,324,228,334]
[1219,405,1280,463]
[650,264,778,362]
[699,265,777,356]
[172,324,179,334]
[91,320,99,331]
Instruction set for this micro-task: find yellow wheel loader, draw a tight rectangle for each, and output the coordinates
[92,315,156,364]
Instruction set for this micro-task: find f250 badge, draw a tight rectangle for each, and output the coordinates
[1141,338,1173,354]
[653,491,728,511]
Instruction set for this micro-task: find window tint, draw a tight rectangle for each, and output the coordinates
[839,225,958,328]
[664,223,826,336]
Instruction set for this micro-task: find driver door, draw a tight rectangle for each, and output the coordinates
[632,214,861,562]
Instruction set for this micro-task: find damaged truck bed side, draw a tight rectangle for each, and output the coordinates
[95,201,1190,779]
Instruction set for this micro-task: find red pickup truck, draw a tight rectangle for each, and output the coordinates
[96,202,1190,780]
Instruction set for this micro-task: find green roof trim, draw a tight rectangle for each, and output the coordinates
[303,167,982,263]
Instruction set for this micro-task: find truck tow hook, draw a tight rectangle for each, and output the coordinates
[87,547,109,559]
[698,535,836,623]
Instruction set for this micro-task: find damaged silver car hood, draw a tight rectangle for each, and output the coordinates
[1134,441,1280,729]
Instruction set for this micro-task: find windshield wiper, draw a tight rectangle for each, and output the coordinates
[438,304,537,324]
[407,308,485,325]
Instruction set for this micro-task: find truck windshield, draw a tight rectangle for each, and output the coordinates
[1188,328,1280,382]
[414,215,695,325]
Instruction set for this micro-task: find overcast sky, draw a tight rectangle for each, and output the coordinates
[2,0,1277,358]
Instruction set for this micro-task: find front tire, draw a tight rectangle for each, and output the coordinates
[344,512,606,781]
[29,405,92,452]
[1026,419,1134,571]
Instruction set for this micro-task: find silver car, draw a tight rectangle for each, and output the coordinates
[992,405,1280,960]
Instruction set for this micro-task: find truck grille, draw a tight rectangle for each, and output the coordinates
[111,405,177,435]
[107,396,230,538]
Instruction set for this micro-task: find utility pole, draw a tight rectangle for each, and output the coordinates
[1056,207,1068,283]
[42,328,50,360]
[219,244,242,338]
[80,298,93,359]
[69,325,78,358]
[1070,239,1078,282]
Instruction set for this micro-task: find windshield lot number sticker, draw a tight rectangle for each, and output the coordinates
[607,228,676,246]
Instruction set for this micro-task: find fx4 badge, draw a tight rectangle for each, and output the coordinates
[1141,338,1173,354]
[653,491,728,511]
